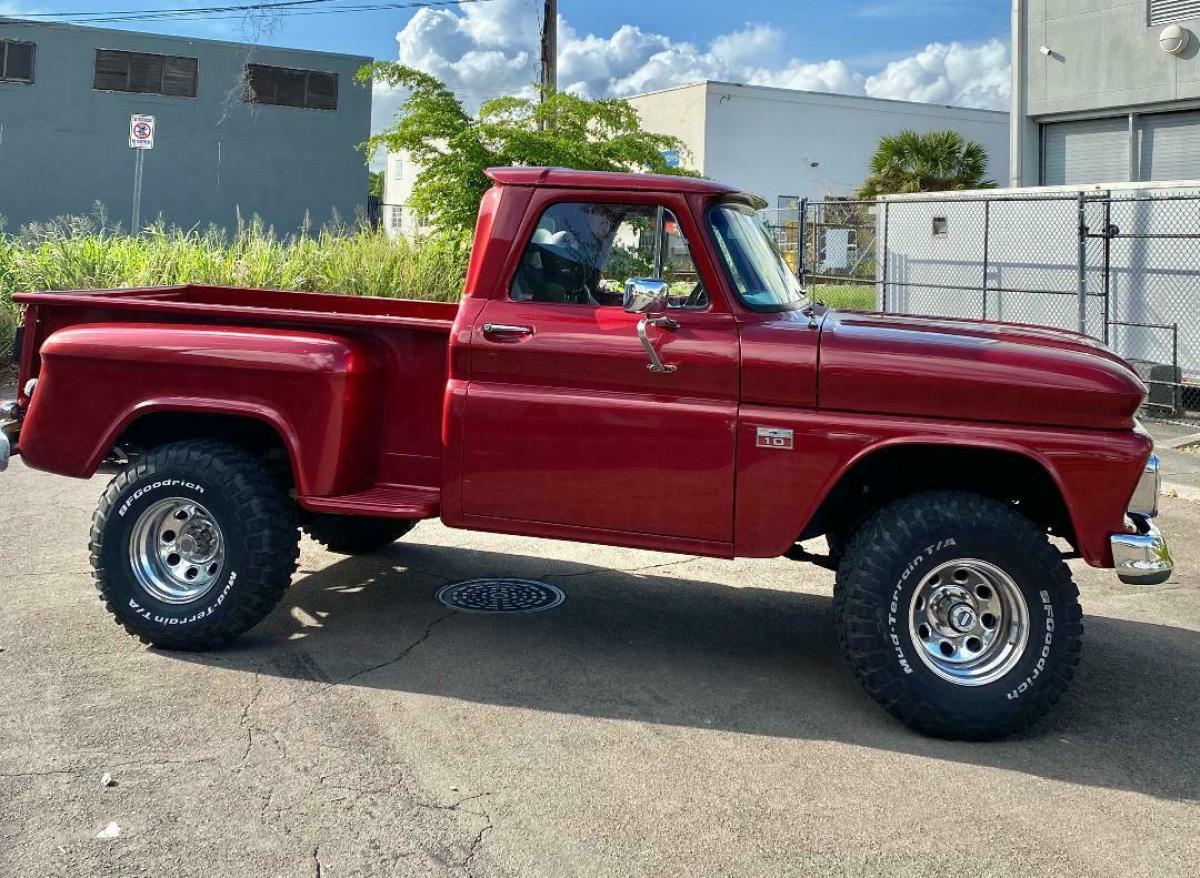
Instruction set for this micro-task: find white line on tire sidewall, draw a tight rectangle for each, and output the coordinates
[118,479,206,518]
[885,538,958,678]
[126,570,239,627]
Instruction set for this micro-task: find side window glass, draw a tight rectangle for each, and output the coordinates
[511,202,707,309]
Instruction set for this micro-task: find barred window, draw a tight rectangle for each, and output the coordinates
[1149,0,1200,25]
[0,39,35,83]
[244,64,338,110]
[94,49,198,97]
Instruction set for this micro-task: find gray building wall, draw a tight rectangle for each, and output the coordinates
[1013,0,1200,185]
[0,18,371,234]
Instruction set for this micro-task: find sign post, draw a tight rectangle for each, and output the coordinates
[129,114,155,232]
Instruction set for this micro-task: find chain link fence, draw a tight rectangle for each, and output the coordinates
[764,200,878,311]
[771,189,1200,419]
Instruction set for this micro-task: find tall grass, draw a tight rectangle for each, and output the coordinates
[0,213,471,372]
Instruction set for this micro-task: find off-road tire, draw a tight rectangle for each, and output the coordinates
[833,490,1083,740]
[303,515,416,555]
[90,440,300,650]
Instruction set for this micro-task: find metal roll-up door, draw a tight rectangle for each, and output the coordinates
[1139,110,1200,182]
[1041,118,1130,185]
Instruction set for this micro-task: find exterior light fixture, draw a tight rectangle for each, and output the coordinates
[1159,24,1190,56]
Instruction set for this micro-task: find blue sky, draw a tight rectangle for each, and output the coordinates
[2,0,1014,127]
[5,1,1010,71]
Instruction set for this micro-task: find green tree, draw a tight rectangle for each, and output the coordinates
[857,129,995,198]
[359,64,693,234]
[368,169,384,199]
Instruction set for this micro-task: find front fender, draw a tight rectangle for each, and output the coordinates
[733,407,1149,568]
[18,323,380,495]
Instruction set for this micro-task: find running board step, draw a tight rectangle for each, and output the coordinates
[299,484,440,520]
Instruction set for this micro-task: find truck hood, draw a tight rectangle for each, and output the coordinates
[811,309,1146,430]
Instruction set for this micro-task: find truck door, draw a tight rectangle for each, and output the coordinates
[459,195,739,549]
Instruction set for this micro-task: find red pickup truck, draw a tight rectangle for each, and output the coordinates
[1,168,1172,739]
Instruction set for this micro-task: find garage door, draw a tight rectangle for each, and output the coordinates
[1041,118,1129,186]
[1139,110,1200,182]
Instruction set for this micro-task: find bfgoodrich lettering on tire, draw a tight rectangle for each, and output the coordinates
[833,490,1083,740]
[90,440,300,650]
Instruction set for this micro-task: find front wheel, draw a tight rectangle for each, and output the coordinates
[834,491,1083,740]
[90,440,300,650]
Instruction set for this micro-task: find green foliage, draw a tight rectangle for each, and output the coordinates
[369,170,385,199]
[359,64,694,235]
[811,284,875,311]
[857,129,995,198]
[0,211,471,372]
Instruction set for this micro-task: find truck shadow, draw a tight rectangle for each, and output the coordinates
[179,539,1200,802]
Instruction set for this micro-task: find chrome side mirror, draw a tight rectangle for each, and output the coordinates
[623,278,670,315]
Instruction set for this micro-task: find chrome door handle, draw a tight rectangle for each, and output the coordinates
[637,317,678,374]
[482,323,535,337]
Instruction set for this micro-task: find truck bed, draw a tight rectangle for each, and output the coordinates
[12,283,460,331]
[12,285,458,516]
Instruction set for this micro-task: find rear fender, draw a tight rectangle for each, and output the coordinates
[17,324,381,495]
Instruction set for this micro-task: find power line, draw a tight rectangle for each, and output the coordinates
[11,0,355,19]
[10,0,489,25]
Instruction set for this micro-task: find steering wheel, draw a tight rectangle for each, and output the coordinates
[683,281,708,309]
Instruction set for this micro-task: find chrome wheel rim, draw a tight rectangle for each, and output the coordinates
[129,498,226,604]
[907,558,1029,687]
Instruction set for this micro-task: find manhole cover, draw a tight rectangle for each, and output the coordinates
[436,578,565,614]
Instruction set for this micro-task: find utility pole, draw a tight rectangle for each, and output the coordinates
[539,0,557,129]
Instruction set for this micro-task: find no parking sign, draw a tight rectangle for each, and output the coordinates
[129,114,155,149]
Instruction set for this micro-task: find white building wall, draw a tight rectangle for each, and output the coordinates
[629,81,1010,206]
[624,83,709,171]
[382,149,420,238]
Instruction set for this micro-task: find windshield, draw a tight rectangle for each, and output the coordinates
[708,203,807,311]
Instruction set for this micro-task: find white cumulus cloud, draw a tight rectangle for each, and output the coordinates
[371,0,1010,133]
[864,40,1010,110]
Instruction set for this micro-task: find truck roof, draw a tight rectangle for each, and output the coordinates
[485,167,740,197]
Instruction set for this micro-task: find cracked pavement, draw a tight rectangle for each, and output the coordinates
[2,456,1200,877]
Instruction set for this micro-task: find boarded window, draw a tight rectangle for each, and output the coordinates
[0,39,35,83]
[244,64,338,110]
[1149,0,1200,25]
[94,49,198,97]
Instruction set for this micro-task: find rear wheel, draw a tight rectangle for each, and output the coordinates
[833,490,1083,740]
[90,440,300,650]
[303,514,416,555]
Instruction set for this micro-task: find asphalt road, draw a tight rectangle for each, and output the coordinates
[1,457,1198,878]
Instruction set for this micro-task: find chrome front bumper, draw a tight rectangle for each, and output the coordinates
[1110,453,1172,585]
[1112,514,1173,586]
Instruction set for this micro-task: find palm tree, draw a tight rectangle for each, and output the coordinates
[857,130,995,198]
